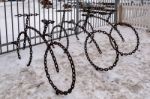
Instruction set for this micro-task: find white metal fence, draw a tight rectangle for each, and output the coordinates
[118,3,150,30]
[0,0,117,55]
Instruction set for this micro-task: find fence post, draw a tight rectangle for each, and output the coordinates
[0,29,2,54]
[118,4,123,23]
[76,0,79,33]
[141,0,144,5]
[115,0,120,23]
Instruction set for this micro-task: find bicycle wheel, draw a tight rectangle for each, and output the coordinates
[50,25,69,50]
[44,41,76,95]
[109,22,140,56]
[16,31,33,66]
[84,30,119,71]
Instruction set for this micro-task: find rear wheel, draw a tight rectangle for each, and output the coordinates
[110,22,140,56]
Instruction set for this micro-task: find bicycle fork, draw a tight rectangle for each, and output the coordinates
[23,16,30,50]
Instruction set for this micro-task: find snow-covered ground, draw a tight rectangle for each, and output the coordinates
[0,26,150,99]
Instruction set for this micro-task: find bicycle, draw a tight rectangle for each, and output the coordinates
[60,3,139,71]
[55,4,120,71]
[82,4,140,56]
[12,13,76,95]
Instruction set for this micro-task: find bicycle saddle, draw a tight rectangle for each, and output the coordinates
[41,19,55,24]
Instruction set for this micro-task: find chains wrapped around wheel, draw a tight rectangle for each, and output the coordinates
[84,30,120,71]
[50,25,69,50]
[44,41,76,95]
[109,22,140,56]
[16,32,33,66]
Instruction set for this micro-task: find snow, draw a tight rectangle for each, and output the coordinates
[0,28,150,99]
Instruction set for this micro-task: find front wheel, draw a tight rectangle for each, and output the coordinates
[44,41,76,95]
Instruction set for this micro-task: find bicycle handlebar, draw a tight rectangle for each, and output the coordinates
[15,13,39,17]
[56,9,72,12]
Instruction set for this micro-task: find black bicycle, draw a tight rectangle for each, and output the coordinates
[54,4,119,71]
[82,4,139,56]
[12,13,76,95]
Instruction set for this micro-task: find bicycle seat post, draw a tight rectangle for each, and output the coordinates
[43,22,49,36]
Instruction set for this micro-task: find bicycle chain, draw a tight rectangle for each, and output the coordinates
[44,41,76,95]
[84,30,120,71]
[109,22,140,56]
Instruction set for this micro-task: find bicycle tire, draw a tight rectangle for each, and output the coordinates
[109,22,140,56]
[44,41,76,95]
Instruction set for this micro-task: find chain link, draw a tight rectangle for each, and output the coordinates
[109,22,140,56]
[44,41,76,95]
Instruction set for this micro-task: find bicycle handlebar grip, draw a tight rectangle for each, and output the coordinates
[15,14,23,17]
[30,13,39,16]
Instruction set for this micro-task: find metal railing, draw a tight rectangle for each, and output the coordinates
[118,1,150,30]
[0,0,116,55]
